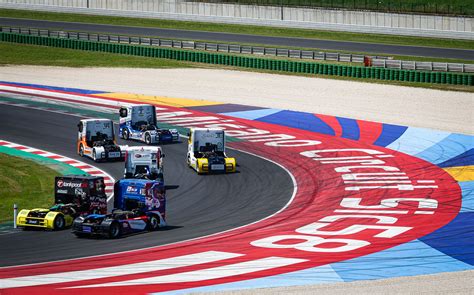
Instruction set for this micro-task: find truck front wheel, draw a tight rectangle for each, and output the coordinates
[123,129,129,140]
[53,215,66,230]
[145,133,152,145]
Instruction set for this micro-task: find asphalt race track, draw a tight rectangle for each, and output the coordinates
[1,17,473,60]
[0,102,293,267]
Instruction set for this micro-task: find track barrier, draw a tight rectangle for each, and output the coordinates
[13,203,17,229]
[1,32,472,86]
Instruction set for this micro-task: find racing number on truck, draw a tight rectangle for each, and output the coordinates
[249,198,433,253]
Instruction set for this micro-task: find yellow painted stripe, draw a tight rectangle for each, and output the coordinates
[444,165,474,182]
[98,93,223,107]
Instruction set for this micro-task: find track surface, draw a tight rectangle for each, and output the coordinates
[0,102,293,267]
[1,17,473,60]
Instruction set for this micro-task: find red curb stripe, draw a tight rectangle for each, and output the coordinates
[357,119,384,144]
[88,171,105,175]
[48,155,64,160]
[316,114,343,137]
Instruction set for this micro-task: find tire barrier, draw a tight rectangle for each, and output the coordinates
[1,32,473,86]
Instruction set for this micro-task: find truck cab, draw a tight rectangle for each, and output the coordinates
[77,118,123,162]
[113,178,166,226]
[119,104,179,144]
[186,128,236,174]
[124,146,164,181]
[17,175,107,230]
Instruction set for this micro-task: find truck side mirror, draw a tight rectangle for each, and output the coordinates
[119,107,128,118]
[77,122,83,132]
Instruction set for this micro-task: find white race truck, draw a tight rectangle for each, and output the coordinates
[119,104,179,145]
[77,119,123,162]
[124,146,164,181]
[186,128,236,174]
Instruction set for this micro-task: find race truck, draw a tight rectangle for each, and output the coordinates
[72,178,166,238]
[119,104,179,144]
[17,176,107,230]
[77,118,123,162]
[124,146,164,181]
[187,128,236,174]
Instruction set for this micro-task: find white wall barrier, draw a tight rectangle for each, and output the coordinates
[0,0,472,39]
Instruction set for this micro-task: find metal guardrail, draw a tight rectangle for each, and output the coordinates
[2,26,472,73]
[371,59,474,73]
[0,26,385,64]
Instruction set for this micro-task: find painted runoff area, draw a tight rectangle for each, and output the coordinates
[0,82,472,294]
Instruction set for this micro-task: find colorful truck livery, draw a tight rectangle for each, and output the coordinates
[119,104,179,144]
[17,176,107,230]
[77,118,123,162]
[72,178,166,238]
[124,146,164,181]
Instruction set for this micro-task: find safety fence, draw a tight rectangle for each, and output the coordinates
[1,32,472,86]
[0,26,380,64]
[5,26,473,74]
[371,58,474,73]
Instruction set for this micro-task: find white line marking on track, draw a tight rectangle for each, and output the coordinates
[71,256,307,288]
[0,251,242,289]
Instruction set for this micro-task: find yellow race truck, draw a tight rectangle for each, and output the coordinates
[186,128,236,174]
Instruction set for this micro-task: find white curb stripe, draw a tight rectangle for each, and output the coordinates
[0,251,241,289]
[73,256,307,288]
[21,148,40,153]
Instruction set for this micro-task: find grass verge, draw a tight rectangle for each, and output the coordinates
[0,41,193,68]
[1,8,473,50]
[1,42,472,92]
[0,153,58,223]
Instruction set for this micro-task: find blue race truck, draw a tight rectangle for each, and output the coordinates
[119,104,179,144]
[72,178,166,238]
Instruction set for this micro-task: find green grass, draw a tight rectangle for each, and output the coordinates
[1,9,473,51]
[0,154,58,223]
[0,42,194,68]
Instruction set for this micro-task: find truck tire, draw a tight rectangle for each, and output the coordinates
[123,129,129,140]
[145,133,152,145]
[148,215,159,231]
[53,214,66,230]
[92,149,98,162]
[79,144,84,157]
[108,222,121,239]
